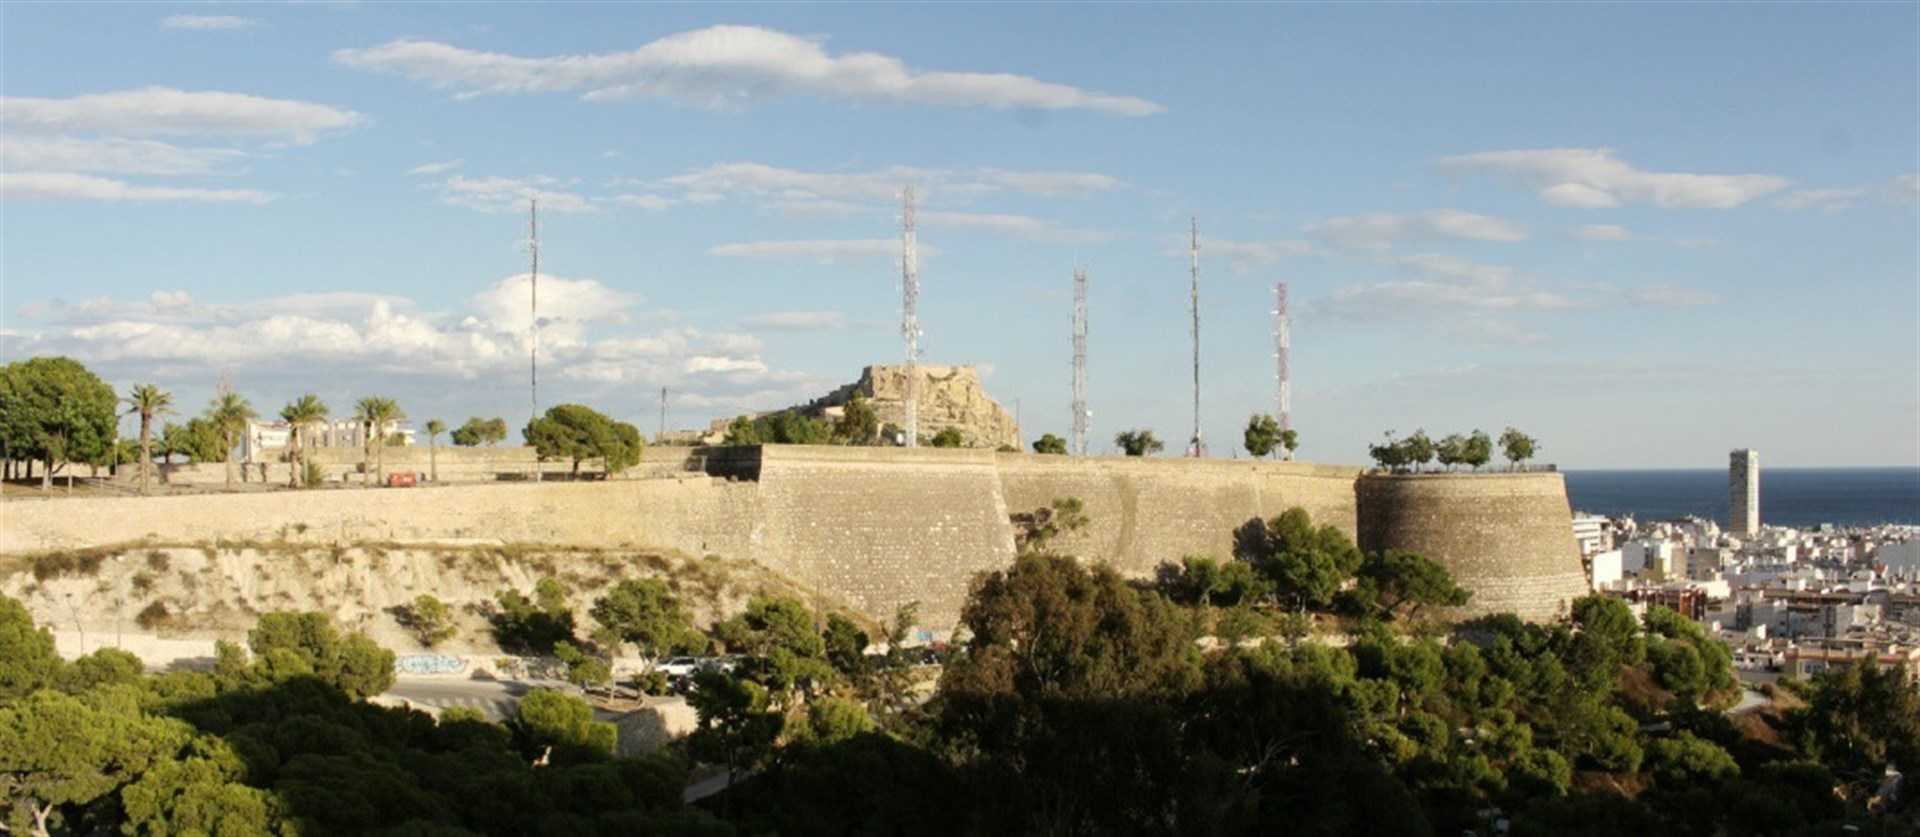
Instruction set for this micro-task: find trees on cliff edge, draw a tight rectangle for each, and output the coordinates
[450,416,508,447]
[277,395,328,488]
[1500,427,1538,470]
[1032,433,1068,455]
[1244,413,1281,458]
[0,359,116,491]
[123,384,175,494]
[524,404,643,477]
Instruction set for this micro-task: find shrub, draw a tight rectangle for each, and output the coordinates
[31,550,109,581]
[136,601,172,631]
[145,550,170,571]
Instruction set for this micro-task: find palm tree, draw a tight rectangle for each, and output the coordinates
[208,391,257,489]
[123,384,174,493]
[279,395,328,488]
[425,419,446,483]
[354,396,405,486]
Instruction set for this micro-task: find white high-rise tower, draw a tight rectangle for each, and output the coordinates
[1730,449,1760,536]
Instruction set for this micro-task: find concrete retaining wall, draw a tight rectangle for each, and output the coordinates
[1355,473,1590,622]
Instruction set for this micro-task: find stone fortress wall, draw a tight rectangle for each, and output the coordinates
[2,446,1588,628]
[1355,472,1591,622]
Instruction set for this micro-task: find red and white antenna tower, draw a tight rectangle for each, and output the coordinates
[1071,266,1089,456]
[1275,282,1292,459]
[1187,217,1205,457]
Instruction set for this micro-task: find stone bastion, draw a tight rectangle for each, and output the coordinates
[0,447,1588,628]
[1355,472,1591,623]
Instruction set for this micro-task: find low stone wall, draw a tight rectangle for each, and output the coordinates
[1355,473,1590,622]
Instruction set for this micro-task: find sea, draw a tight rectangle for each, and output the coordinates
[1561,468,1920,529]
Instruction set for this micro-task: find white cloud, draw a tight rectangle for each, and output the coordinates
[407,159,464,176]
[1623,285,1721,307]
[708,239,930,262]
[920,210,1110,245]
[608,193,673,211]
[332,25,1163,116]
[0,135,246,176]
[739,311,848,331]
[0,172,272,204]
[468,273,638,342]
[161,15,258,30]
[1575,224,1632,241]
[1438,148,1789,209]
[1773,187,1869,213]
[1198,236,1314,272]
[439,175,595,213]
[1305,209,1527,249]
[1774,175,1919,212]
[660,161,1122,206]
[2,86,365,145]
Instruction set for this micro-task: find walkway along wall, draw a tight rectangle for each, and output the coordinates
[2,447,1588,628]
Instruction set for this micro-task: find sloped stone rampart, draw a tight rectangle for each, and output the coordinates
[3,449,1589,629]
[1355,473,1591,622]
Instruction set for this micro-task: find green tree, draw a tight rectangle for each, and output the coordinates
[1402,429,1435,473]
[554,641,612,688]
[1435,433,1467,471]
[822,614,870,677]
[1279,428,1299,460]
[124,384,176,493]
[246,611,395,699]
[1463,429,1494,471]
[492,578,576,655]
[512,688,616,764]
[0,594,62,701]
[713,596,833,696]
[450,416,507,447]
[0,359,116,491]
[1244,413,1281,458]
[1645,731,1740,787]
[833,396,879,445]
[1011,497,1090,554]
[1350,549,1470,620]
[589,579,695,667]
[1499,427,1538,470]
[1114,429,1163,457]
[686,670,783,793]
[928,427,964,448]
[352,396,405,486]
[524,404,643,477]
[1238,507,1366,612]
[1031,433,1068,455]
[424,419,446,482]
[207,390,257,489]
[119,738,283,835]
[399,594,457,647]
[0,689,189,836]
[1368,431,1408,472]
[1791,659,1920,798]
[794,696,874,746]
[278,395,328,489]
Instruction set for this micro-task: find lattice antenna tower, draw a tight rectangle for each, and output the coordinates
[527,198,540,421]
[1275,281,1292,459]
[1071,266,1089,456]
[658,387,668,442]
[1188,217,1205,457]
[900,186,921,448]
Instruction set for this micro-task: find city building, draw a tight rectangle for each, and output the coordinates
[1572,513,1611,557]
[1729,448,1759,536]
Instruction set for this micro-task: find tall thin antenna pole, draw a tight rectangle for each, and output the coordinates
[901,186,920,448]
[1188,217,1204,457]
[658,387,668,442]
[1071,265,1089,456]
[528,198,540,421]
[1275,281,1292,460]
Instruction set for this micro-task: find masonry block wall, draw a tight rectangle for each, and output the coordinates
[3,448,1592,629]
[1355,473,1591,622]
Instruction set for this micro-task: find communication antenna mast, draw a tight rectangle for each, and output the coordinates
[1275,282,1293,460]
[1071,266,1089,456]
[528,198,540,421]
[1188,217,1205,457]
[900,186,920,448]
[658,387,668,442]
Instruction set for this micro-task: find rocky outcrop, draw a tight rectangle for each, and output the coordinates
[803,364,1021,449]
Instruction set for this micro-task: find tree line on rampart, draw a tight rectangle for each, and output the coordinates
[4,498,1915,835]
[0,355,647,492]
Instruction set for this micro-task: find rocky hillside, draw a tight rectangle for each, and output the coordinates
[804,364,1021,448]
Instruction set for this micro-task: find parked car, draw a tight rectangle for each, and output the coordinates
[655,656,701,677]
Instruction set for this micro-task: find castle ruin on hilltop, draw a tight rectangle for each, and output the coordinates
[798,364,1021,450]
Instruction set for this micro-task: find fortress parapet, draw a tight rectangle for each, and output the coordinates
[1356,472,1591,623]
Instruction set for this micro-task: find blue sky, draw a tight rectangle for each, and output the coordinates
[2,3,1914,468]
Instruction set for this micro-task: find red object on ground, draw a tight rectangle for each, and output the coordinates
[386,472,417,487]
